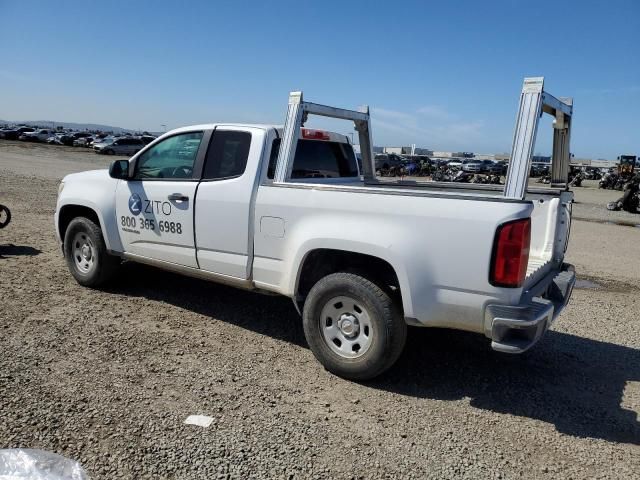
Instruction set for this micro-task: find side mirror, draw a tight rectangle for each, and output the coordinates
[109,160,130,179]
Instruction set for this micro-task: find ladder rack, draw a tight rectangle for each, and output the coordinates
[273,92,375,183]
[504,77,573,199]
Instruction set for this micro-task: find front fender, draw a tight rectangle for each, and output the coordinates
[56,170,122,253]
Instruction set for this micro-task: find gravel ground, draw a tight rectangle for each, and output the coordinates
[0,141,639,479]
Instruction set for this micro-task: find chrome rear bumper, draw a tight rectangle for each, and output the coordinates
[487,263,575,354]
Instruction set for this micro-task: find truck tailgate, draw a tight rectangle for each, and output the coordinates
[523,190,573,288]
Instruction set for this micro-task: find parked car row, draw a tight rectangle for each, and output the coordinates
[0,125,157,156]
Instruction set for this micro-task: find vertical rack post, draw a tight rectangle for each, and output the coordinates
[355,105,375,182]
[550,98,572,187]
[504,77,574,198]
[274,92,304,183]
[503,77,544,199]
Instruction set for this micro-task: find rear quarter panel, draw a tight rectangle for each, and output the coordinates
[253,185,533,333]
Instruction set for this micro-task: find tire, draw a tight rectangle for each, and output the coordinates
[0,205,11,229]
[63,217,120,287]
[302,272,406,380]
[106,149,115,155]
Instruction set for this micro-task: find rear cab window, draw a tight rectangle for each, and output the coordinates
[267,137,359,181]
[203,130,252,180]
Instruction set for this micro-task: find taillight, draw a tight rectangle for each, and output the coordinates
[490,218,531,288]
[301,128,330,140]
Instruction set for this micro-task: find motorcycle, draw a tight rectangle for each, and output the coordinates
[607,177,640,213]
[452,170,474,183]
[431,167,455,182]
[537,175,551,184]
[599,172,617,189]
[568,172,585,187]
[472,174,503,185]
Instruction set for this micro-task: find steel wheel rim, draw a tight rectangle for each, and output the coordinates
[0,207,8,226]
[72,231,96,274]
[320,295,373,359]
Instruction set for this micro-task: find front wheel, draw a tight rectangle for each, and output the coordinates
[302,273,406,380]
[64,217,120,287]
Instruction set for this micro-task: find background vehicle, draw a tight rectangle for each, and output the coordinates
[46,133,64,144]
[462,160,484,173]
[93,137,115,152]
[19,129,55,142]
[530,163,550,177]
[446,159,463,169]
[0,126,34,140]
[55,79,576,380]
[400,157,419,175]
[482,160,502,174]
[374,153,403,176]
[96,137,144,155]
[617,155,636,176]
[60,132,92,146]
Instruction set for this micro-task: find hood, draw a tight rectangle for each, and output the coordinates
[62,168,112,184]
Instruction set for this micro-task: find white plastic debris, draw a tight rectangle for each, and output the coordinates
[0,449,88,480]
[184,415,214,428]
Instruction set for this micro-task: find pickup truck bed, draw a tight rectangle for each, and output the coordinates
[370,179,572,287]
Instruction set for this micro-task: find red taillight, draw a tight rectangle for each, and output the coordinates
[490,218,531,288]
[301,128,330,140]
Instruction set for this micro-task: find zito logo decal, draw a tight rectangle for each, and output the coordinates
[128,193,142,216]
[121,193,182,235]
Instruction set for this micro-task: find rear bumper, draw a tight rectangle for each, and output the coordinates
[486,263,575,354]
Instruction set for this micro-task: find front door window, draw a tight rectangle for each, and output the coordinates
[134,132,203,179]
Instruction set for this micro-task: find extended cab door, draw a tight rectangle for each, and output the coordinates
[115,130,208,268]
[194,126,263,279]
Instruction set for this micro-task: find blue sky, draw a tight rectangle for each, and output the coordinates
[0,0,638,158]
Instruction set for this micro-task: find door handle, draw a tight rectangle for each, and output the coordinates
[168,193,189,202]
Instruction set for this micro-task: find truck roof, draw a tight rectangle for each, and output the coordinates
[166,124,350,144]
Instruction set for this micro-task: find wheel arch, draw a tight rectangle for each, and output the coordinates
[292,246,412,316]
[57,202,121,254]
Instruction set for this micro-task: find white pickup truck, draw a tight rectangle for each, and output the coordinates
[55,77,576,380]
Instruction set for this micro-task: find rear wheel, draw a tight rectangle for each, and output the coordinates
[302,273,406,380]
[64,217,120,287]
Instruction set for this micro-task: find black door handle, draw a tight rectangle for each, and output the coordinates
[168,193,189,202]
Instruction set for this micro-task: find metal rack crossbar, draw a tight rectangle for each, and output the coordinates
[273,91,375,183]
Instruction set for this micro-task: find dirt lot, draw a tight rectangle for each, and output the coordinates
[1,141,639,479]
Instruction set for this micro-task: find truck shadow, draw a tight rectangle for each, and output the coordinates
[378,328,639,446]
[110,263,639,446]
